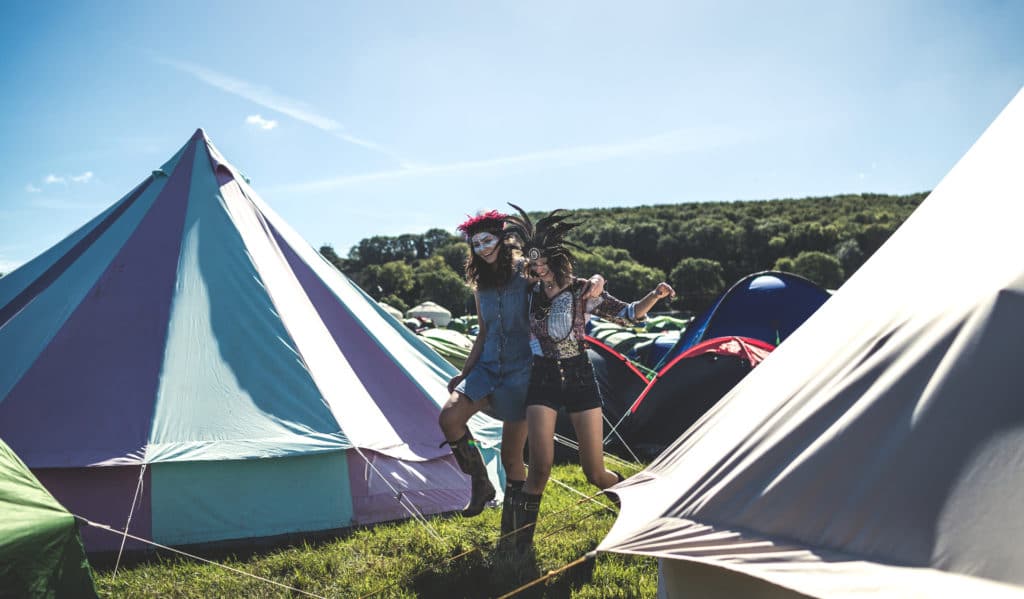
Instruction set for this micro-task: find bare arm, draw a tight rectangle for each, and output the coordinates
[630,282,675,320]
[448,292,487,393]
[587,282,675,323]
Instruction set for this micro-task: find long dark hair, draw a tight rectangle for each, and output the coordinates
[544,252,574,289]
[464,240,515,289]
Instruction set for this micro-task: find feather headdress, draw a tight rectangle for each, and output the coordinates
[505,203,585,263]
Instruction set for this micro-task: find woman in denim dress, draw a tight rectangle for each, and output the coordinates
[438,209,532,520]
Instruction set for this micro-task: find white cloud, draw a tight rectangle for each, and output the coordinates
[0,257,22,274]
[44,174,66,185]
[159,57,411,165]
[274,124,752,194]
[25,183,42,193]
[71,171,94,183]
[246,115,279,130]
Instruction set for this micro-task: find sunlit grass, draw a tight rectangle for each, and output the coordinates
[94,463,656,598]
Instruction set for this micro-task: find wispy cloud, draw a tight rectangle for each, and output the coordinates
[158,57,412,165]
[246,114,279,130]
[44,174,66,185]
[25,183,41,193]
[29,197,107,212]
[0,256,22,274]
[71,171,94,183]
[273,125,750,194]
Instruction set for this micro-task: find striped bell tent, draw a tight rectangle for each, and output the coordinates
[0,129,503,553]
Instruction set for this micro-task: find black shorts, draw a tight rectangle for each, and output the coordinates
[525,354,603,414]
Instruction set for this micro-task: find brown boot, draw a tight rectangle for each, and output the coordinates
[447,431,496,517]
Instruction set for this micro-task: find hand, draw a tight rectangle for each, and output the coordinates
[447,374,465,394]
[584,274,605,299]
[653,282,675,300]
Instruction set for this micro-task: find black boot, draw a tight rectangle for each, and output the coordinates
[499,479,525,548]
[511,491,542,551]
[447,431,496,517]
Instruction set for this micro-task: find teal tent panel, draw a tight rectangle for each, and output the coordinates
[0,165,178,405]
[146,145,347,463]
[150,451,353,546]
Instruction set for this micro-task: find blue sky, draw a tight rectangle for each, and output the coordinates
[1,0,1022,273]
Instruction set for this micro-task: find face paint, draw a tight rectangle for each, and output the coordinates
[471,232,499,255]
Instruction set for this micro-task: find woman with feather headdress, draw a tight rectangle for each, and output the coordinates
[439,209,605,531]
[503,205,675,550]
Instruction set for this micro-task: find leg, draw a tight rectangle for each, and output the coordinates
[524,405,558,495]
[439,392,495,517]
[511,405,557,550]
[501,420,528,482]
[439,391,488,442]
[569,407,619,490]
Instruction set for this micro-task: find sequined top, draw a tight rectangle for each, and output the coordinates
[529,279,639,359]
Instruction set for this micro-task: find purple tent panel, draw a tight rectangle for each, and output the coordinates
[34,465,152,553]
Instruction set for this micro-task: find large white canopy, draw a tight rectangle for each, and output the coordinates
[600,87,1024,598]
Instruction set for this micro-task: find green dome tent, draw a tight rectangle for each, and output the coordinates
[0,437,97,598]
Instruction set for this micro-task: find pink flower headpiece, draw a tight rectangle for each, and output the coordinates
[456,209,507,239]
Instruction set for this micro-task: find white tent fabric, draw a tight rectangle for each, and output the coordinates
[599,87,1024,599]
[378,301,405,321]
[407,301,453,327]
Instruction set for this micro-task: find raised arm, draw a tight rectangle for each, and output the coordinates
[586,282,675,324]
[630,282,675,320]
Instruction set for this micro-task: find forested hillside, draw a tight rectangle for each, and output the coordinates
[319,192,926,316]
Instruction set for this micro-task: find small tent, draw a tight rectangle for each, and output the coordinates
[562,336,772,462]
[0,130,503,554]
[407,301,453,328]
[378,301,405,321]
[659,271,829,368]
[599,88,1024,597]
[0,437,97,598]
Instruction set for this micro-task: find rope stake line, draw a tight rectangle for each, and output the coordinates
[112,463,147,579]
[360,481,619,598]
[77,515,331,599]
[599,411,644,464]
[351,445,447,545]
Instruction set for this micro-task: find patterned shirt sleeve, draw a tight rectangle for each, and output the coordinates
[584,289,642,325]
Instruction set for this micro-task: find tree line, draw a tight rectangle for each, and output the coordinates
[319,192,925,317]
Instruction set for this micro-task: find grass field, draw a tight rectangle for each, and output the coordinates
[93,463,657,598]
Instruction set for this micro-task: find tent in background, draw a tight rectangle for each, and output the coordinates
[407,301,453,327]
[0,437,97,598]
[659,271,829,369]
[0,130,503,554]
[377,301,405,321]
[620,336,773,459]
[559,336,772,462]
[599,88,1024,597]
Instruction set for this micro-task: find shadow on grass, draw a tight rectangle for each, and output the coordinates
[411,544,599,599]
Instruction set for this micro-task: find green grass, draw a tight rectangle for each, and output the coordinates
[94,463,657,598]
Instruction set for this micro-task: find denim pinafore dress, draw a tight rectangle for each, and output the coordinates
[455,265,532,422]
